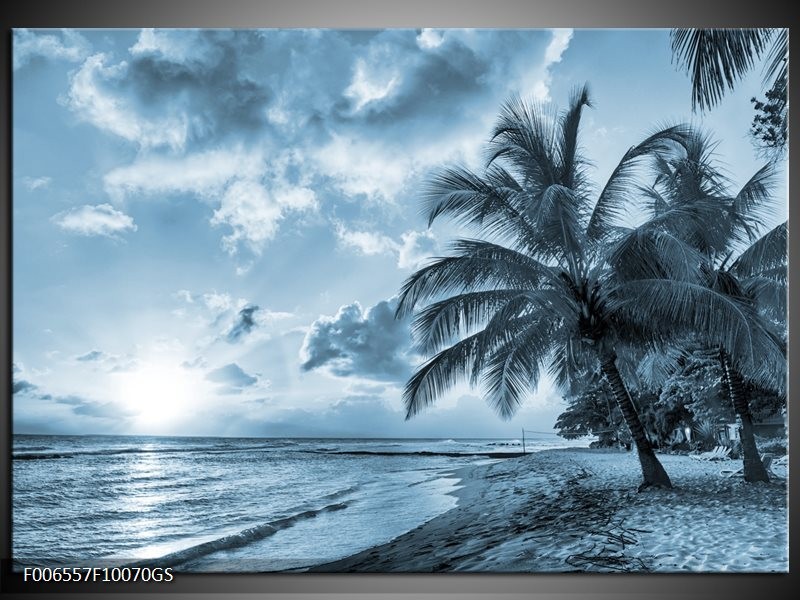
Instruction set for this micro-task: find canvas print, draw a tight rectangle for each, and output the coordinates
[12,28,788,573]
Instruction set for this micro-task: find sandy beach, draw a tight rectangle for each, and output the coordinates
[307,448,788,573]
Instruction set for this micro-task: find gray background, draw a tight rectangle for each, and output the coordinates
[0,1,795,598]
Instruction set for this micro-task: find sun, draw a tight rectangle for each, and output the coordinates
[113,362,205,432]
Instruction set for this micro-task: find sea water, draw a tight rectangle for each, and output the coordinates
[12,435,573,572]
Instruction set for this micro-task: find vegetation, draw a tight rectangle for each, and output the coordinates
[395,85,783,490]
[630,130,786,481]
[671,28,788,156]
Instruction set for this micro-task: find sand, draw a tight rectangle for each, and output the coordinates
[306,448,788,573]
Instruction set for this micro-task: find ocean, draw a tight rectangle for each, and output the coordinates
[12,435,578,572]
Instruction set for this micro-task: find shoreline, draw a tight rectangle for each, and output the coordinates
[304,447,788,573]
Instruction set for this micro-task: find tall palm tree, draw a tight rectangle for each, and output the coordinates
[395,87,781,490]
[628,132,787,481]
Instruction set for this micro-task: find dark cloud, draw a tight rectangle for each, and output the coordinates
[14,381,135,428]
[53,395,90,406]
[225,304,259,343]
[340,32,488,125]
[205,362,258,394]
[125,33,273,144]
[300,298,414,381]
[13,379,38,394]
[71,401,132,418]
[75,350,105,362]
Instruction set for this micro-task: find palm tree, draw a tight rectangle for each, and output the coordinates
[628,132,787,481]
[395,87,780,490]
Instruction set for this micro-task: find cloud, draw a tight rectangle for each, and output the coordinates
[344,57,401,112]
[225,304,259,343]
[13,376,135,433]
[334,223,439,269]
[528,28,573,101]
[181,356,207,369]
[210,180,285,255]
[174,288,295,345]
[130,29,219,65]
[104,148,315,255]
[300,298,414,381]
[397,230,439,269]
[21,176,52,191]
[202,291,236,314]
[334,222,399,256]
[52,204,137,238]
[74,349,137,373]
[64,31,273,152]
[13,29,91,70]
[71,401,135,418]
[416,29,444,50]
[75,350,106,362]
[13,379,38,394]
[103,147,264,200]
[64,53,189,151]
[55,29,569,263]
[312,133,414,202]
[205,362,259,394]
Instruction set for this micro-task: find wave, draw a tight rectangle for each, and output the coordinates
[302,449,527,458]
[12,443,291,461]
[124,501,350,568]
[318,484,361,502]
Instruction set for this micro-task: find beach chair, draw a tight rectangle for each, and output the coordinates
[769,455,788,480]
[691,445,730,461]
[721,453,783,479]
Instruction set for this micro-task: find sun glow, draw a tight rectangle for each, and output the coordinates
[113,362,206,432]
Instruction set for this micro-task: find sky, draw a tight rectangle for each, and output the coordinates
[12,28,788,438]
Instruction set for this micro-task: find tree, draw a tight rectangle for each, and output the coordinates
[555,371,626,447]
[395,87,776,490]
[630,132,787,481]
[670,28,788,155]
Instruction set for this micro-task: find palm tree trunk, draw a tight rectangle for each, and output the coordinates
[719,351,769,483]
[599,351,672,490]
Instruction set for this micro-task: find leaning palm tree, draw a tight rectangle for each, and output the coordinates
[630,136,787,481]
[396,87,781,490]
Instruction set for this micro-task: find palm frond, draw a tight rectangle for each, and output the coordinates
[557,84,593,192]
[586,124,692,241]
[762,28,787,88]
[487,95,560,186]
[611,278,785,391]
[422,165,552,257]
[740,277,787,323]
[634,345,688,391]
[480,320,556,419]
[395,239,553,318]
[534,184,587,268]
[404,311,555,419]
[411,289,530,355]
[671,28,773,111]
[728,163,776,244]
[607,227,705,283]
[730,221,787,279]
[548,334,598,394]
[403,331,487,419]
[638,185,671,219]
